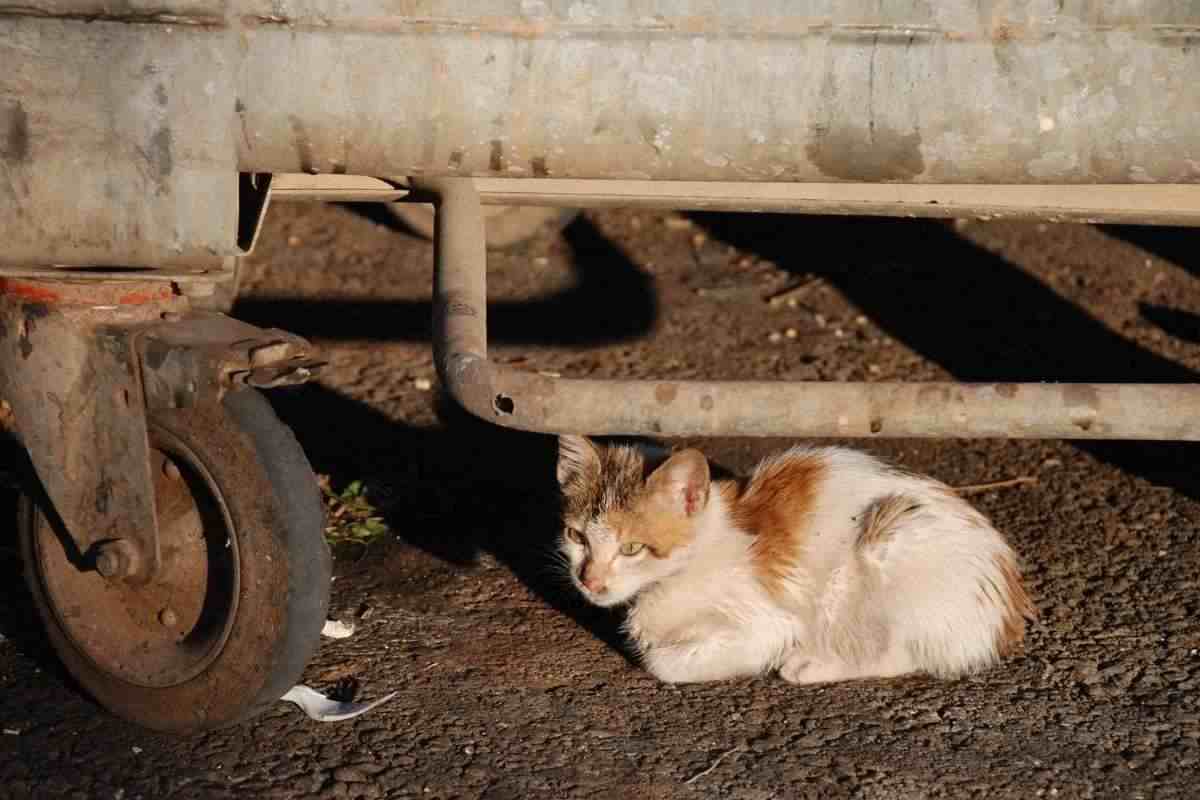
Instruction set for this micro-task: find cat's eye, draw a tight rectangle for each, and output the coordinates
[619,542,645,556]
[565,527,586,545]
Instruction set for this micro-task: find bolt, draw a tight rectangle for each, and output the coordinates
[162,459,181,481]
[94,539,140,580]
[158,608,178,627]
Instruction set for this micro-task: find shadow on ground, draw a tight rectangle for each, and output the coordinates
[266,383,634,660]
[690,213,1200,499]
[234,214,658,347]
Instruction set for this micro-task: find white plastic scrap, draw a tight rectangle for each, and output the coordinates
[321,619,356,639]
[281,685,398,723]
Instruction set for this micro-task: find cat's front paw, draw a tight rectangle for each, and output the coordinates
[778,651,853,685]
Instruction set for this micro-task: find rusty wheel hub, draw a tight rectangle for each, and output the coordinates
[29,428,240,688]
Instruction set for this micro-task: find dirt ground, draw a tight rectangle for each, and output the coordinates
[2,201,1200,799]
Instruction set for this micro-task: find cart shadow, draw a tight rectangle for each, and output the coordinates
[1101,224,1200,346]
[233,214,658,346]
[265,383,635,660]
[689,212,1200,500]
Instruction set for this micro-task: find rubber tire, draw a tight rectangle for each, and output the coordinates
[387,203,580,250]
[19,390,331,733]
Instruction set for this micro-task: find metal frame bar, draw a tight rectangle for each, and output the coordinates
[275,175,1200,228]
[420,177,1200,441]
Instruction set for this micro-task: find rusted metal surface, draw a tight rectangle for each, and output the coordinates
[0,279,177,583]
[138,312,325,410]
[272,174,1200,227]
[423,177,1200,441]
[26,431,240,688]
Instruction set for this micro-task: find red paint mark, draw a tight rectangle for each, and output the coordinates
[0,280,62,303]
[118,287,173,305]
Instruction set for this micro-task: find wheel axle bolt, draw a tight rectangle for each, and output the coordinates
[158,608,178,627]
[94,539,140,579]
[163,460,181,481]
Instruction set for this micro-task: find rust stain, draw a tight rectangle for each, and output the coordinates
[530,156,549,177]
[1062,384,1101,409]
[807,124,925,182]
[1,100,30,163]
[869,418,883,434]
[289,115,316,174]
[448,148,465,169]
[699,395,714,411]
[995,383,1018,399]
[916,385,950,406]
[655,383,677,405]
[148,127,173,188]
[489,139,506,172]
[117,287,173,305]
[0,399,14,433]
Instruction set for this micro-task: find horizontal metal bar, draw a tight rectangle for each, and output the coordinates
[424,176,1200,441]
[272,175,1200,227]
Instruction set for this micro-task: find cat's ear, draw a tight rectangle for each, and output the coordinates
[645,449,710,517]
[557,434,601,487]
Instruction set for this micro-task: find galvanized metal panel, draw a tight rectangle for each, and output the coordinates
[234,0,1200,183]
[0,19,238,267]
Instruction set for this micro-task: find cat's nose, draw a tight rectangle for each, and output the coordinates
[582,574,607,594]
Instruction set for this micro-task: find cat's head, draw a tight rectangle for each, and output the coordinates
[555,434,711,607]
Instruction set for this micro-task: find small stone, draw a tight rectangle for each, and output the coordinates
[868,364,881,374]
[784,328,798,339]
[287,235,302,247]
[834,328,845,338]
[856,315,868,325]
[630,216,642,230]
[768,332,783,343]
[814,314,827,327]
[665,217,693,230]
[413,377,433,391]
[533,256,549,267]
[691,232,708,248]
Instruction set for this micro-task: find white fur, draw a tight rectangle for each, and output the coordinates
[559,445,1032,685]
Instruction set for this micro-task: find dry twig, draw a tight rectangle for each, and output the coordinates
[954,476,1038,496]
[764,277,823,304]
[684,746,745,785]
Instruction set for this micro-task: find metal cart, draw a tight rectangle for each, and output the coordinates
[2,1,1199,732]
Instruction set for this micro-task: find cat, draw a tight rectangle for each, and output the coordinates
[555,435,1036,685]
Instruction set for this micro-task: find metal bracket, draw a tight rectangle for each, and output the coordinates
[137,312,325,411]
[0,280,176,584]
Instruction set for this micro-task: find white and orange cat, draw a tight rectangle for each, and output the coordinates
[556,435,1035,685]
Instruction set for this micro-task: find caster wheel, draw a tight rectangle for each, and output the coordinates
[387,203,579,250]
[19,390,330,733]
